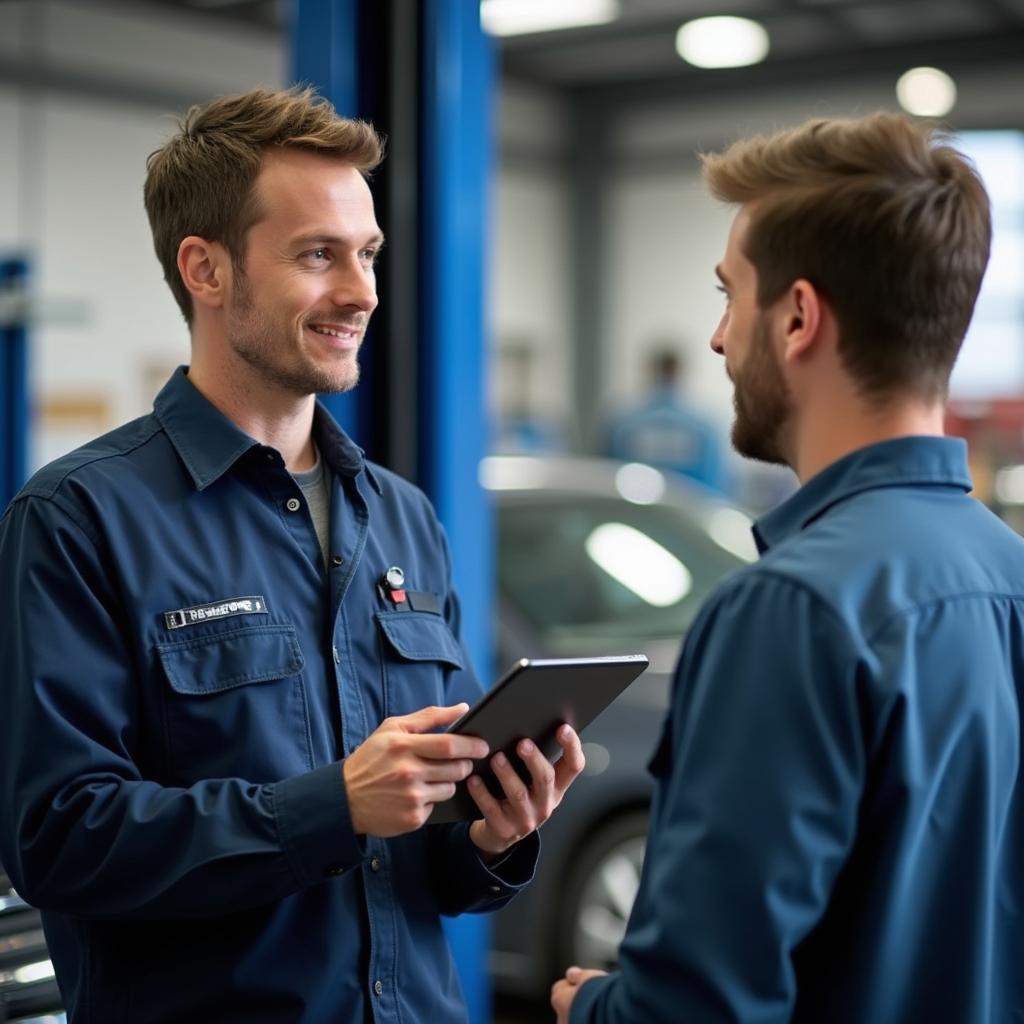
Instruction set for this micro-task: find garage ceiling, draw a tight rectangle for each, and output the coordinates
[139,0,1024,103]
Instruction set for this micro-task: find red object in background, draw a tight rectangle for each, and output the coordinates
[946,399,1024,505]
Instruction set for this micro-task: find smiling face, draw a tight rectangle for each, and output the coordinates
[710,205,793,466]
[224,148,383,398]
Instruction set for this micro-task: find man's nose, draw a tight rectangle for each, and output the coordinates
[710,314,726,355]
[328,260,378,313]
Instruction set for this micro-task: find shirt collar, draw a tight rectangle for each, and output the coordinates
[752,436,973,555]
[153,366,377,492]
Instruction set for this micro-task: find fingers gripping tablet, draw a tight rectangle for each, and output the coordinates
[427,655,649,824]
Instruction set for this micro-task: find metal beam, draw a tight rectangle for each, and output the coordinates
[0,258,29,509]
[419,3,495,1020]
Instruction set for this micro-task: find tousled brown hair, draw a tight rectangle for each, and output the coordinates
[702,113,991,402]
[144,86,383,325]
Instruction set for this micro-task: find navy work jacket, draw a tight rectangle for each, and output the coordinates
[573,437,1024,1024]
[0,367,537,1024]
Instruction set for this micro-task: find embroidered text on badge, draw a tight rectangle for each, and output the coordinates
[163,596,269,630]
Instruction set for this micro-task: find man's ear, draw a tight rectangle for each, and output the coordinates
[779,278,825,365]
[176,236,230,313]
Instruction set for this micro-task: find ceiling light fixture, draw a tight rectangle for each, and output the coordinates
[481,0,620,38]
[675,15,770,69]
[896,66,957,118]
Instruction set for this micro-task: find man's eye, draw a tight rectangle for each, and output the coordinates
[716,284,731,305]
[359,248,379,265]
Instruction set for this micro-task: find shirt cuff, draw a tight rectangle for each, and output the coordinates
[272,762,365,887]
[450,823,540,908]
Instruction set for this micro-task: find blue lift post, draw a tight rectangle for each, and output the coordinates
[0,257,29,510]
[420,4,496,1024]
[291,3,495,1020]
[290,0,360,440]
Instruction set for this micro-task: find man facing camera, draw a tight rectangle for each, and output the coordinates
[554,113,1024,1023]
[0,87,583,1024]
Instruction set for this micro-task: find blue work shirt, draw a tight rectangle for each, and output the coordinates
[0,367,537,1024]
[607,388,728,494]
[572,437,1024,1024]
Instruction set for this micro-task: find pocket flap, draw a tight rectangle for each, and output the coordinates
[376,611,466,670]
[156,625,304,695]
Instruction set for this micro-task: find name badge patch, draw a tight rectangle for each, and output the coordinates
[163,596,268,630]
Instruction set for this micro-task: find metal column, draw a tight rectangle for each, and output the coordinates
[291,0,360,440]
[291,3,495,1020]
[0,257,29,509]
[420,4,495,1022]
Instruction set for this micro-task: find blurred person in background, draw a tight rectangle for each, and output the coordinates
[0,86,584,1024]
[553,112,1023,1024]
[607,346,729,494]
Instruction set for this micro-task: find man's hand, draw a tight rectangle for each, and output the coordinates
[343,704,489,837]
[467,724,585,859]
[551,966,607,1023]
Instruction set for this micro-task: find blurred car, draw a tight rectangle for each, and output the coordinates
[0,871,63,1023]
[484,455,754,998]
[0,455,753,1020]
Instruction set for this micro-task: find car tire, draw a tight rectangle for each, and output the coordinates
[554,809,649,976]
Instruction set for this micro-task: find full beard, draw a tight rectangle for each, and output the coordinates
[227,275,363,397]
[730,316,792,466]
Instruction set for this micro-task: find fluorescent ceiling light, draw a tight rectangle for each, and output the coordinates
[675,15,770,69]
[585,522,692,607]
[896,66,957,118]
[481,0,620,37]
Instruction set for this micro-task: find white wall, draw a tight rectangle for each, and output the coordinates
[492,81,572,434]
[0,0,283,468]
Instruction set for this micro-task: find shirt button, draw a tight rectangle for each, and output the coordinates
[370,857,381,872]
[285,497,301,512]
[325,864,345,877]
[374,980,383,996]
[333,646,341,665]
[331,554,343,567]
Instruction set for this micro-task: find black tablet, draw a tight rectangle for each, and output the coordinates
[428,654,649,824]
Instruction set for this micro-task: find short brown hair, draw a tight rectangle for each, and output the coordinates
[702,113,991,402]
[144,86,383,325]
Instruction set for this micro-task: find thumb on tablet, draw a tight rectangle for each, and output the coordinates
[399,703,469,733]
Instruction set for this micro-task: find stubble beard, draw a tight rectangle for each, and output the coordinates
[730,315,792,467]
[227,271,364,397]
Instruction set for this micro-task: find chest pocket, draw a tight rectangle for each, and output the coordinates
[155,624,311,785]
[376,610,467,718]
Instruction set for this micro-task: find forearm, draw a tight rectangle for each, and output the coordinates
[7,762,363,920]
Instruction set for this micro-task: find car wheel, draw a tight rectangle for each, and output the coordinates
[556,809,648,974]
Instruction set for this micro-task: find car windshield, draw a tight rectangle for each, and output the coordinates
[498,495,747,646]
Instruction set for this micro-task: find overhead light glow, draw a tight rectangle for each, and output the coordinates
[481,0,620,37]
[13,959,56,985]
[675,16,769,69]
[995,465,1024,506]
[707,507,757,562]
[615,462,666,505]
[585,522,692,607]
[896,66,957,118]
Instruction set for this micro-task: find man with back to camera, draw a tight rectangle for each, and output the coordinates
[0,86,585,1024]
[552,112,1024,1023]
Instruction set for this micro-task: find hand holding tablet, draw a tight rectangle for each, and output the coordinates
[429,654,649,824]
